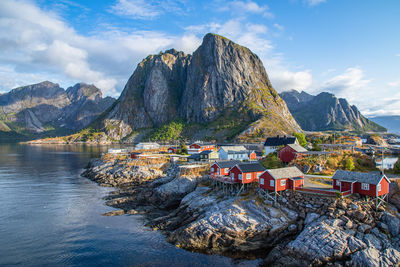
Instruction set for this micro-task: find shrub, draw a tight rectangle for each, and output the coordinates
[294,132,307,147]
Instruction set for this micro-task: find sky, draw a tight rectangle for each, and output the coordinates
[0,0,399,117]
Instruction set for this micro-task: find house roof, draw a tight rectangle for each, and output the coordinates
[264,136,297,147]
[236,162,266,173]
[267,166,304,180]
[227,150,248,155]
[137,142,159,146]
[213,160,242,168]
[332,170,389,185]
[200,150,214,155]
[286,143,307,152]
[188,154,200,159]
[219,145,247,152]
[191,142,215,147]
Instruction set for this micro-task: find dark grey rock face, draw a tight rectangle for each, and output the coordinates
[280,90,386,132]
[0,81,115,135]
[102,33,301,140]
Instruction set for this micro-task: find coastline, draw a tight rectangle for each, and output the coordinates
[82,153,400,266]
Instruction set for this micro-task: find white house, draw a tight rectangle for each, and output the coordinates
[107,148,128,154]
[218,145,247,160]
[135,142,160,150]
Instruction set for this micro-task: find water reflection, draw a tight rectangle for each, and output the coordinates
[0,144,258,266]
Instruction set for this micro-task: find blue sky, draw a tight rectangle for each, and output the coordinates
[0,0,399,116]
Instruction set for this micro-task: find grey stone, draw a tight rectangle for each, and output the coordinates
[305,213,320,225]
[382,211,400,237]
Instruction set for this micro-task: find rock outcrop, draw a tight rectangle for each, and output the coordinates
[82,154,400,265]
[0,81,115,140]
[280,90,386,132]
[100,33,301,141]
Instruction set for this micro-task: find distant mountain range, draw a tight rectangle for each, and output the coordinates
[369,116,400,134]
[0,81,115,141]
[279,90,386,132]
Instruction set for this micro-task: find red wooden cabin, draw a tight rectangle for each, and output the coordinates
[130,152,142,159]
[188,143,215,154]
[167,147,177,153]
[210,160,241,176]
[229,162,266,184]
[278,144,307,163]
[259,166,304,192]
[332,170,390,197]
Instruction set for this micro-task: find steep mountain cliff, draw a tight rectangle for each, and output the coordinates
[280,90,386,132]
[99,33,301,142]
[0,81,115,140]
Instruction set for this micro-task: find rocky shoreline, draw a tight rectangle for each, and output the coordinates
[82,156,400,266]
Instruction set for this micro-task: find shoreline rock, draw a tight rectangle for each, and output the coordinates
[82,155,400,265]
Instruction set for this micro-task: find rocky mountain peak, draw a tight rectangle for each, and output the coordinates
[66,83,102,102]
[280,90,386,132]
[101,33,301,141]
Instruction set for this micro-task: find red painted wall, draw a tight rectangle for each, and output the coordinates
[210,163,230,176]
[229,166,262,184]
[278,146,297,163]
[190,144,201,149]
[259,172,275,190]
[332,179,340,190]
[168,148,177,153]
[259,171,304,191]
[334,176,390,197]
[340,181,352,192]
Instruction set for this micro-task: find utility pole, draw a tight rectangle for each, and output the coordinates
[381,148,385,175]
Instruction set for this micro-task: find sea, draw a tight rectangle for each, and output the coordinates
[0,144,259,266]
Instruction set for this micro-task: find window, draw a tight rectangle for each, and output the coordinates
[270,180,274,187]
[378,184,381,191]
[246,173,251,180]
[281,180,286,186]
[336,180,340,186]
[361,183,370,190]
[260,178,264,185]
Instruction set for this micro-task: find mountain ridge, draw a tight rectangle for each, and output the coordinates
[280,90,386,132]
[0,81,115,141]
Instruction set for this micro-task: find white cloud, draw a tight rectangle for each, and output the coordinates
[320,67,371,102]
[269,69,313,92]
[388,80,400,87]
[111,0,161,19]
[304,0,327,6]
[218,0,273,18]
[110,0,187,19]
[0,0,200,96]
[273,23,284,31]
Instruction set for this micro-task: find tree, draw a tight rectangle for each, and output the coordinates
[260,153,284,169]
[311,138,322,151]
[345,157,355,171]
[294,132,307,147]
[393,155,400,174]
[180,142,187,154]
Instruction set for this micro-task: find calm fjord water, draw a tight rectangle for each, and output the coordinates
[0,144,256,266]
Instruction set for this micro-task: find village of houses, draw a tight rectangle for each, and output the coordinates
[107,134,399,209]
